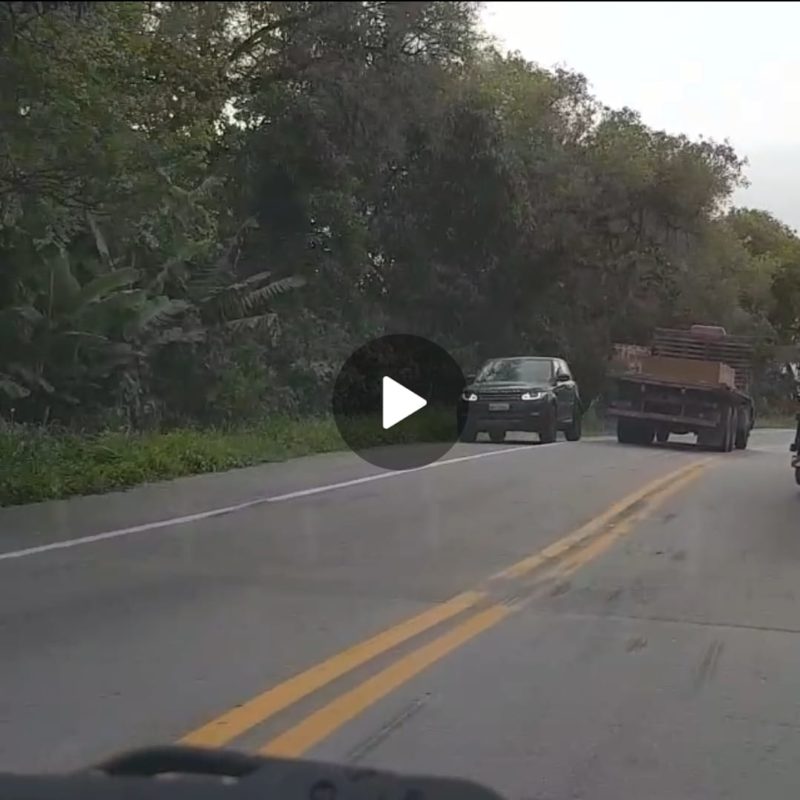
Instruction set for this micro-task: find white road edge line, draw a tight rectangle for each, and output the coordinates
[0,443,557,562]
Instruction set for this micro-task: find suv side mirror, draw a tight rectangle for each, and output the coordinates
[555,372,570,383]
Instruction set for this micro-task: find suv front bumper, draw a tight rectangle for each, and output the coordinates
[458,398,550,431]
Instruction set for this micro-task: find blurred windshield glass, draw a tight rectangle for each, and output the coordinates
[476,359,553,384]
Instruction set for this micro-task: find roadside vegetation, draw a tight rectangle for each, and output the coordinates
[0,411,456,505]
[0,408,634,507]
[3,2,800,506]
[0,406,790,507]
[0,418,342,506]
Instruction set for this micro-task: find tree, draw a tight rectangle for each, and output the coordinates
[4,1,800,428]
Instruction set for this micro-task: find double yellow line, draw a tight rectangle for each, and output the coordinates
[180,458,710,758]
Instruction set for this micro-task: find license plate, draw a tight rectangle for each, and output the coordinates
[488,402,510,411]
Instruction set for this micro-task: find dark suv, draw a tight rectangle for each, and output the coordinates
[457,356,582,443]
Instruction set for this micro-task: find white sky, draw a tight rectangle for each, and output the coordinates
[480,1,800,229]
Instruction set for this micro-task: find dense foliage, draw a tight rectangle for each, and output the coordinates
[3,0,800,431]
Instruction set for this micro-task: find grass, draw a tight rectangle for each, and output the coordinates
[0,419,331,507]
[755,415,797,429]
[0,404,625,508]
[579,404,610,437]
[0,410,457,507]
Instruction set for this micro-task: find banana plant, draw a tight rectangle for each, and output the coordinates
[0,248,189,418]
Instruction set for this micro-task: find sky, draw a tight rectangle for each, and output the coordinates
[480,1,800,230]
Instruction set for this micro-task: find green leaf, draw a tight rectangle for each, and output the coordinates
[224,313,278,334]
[147,242,207,293]
[92,342,137,369]
[86,212,111,265]
[153,327,207,345]
[58,331,111,345]
[46,250,81,314]
[124,297,190,339]
[76,268,140,308]
[242,275,306,313]
[7,364,55,394]
[3,306,43,324]
[0,375,30,399]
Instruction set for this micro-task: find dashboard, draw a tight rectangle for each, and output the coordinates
[0,746,505,800]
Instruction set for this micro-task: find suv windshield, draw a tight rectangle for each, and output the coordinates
[476,359,553,384]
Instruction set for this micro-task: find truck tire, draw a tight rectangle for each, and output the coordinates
[726,407,737,452]
[734,407,750,450]
[715,406,734,452]
[656,429,669,444]
[617,418,652,445]
[637,424,655,445]
[617,418,637,444]
[489,430,505,443]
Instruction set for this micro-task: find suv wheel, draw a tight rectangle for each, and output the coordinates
[459,424,478,443]
[564,406,582,442]
[539,406,557,444]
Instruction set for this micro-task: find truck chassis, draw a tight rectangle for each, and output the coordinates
[609,375,753,451]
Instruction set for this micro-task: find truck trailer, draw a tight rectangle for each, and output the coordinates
[606,325,755,451]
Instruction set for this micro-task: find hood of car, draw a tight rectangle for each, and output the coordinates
[467,381,552,393]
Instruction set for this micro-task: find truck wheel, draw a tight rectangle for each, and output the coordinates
[617,418,637,444]
[715,406,734,452]
[734,408,750,450]
[795,467,800,487]
[725,408,736,452]
[564,406,582,442]
[489,430,505,444]
[656,429,669,444]
[539,406,557,443]
[637,425,655,445]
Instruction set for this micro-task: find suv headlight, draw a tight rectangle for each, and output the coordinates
[461,390,478,402]
[521,391,545,401]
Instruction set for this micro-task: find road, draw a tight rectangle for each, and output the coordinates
[1,430,799,798]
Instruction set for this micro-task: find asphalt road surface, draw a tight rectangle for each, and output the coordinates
[1,430,799,799]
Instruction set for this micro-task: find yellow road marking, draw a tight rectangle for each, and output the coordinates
[179,590,483,747]
[548,462,707,580]
[256,460,711,757]
[260,605,511,758]
[493,459,712,580]
[179,457,712,751]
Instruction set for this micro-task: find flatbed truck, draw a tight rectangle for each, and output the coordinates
[606,325,755,451]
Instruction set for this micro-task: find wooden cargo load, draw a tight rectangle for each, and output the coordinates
[651,326,753,391]
[609,344,650,375]
[640,355,737,390]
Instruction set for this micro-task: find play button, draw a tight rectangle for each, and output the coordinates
[332,334,467,471]
[382,376,427,429]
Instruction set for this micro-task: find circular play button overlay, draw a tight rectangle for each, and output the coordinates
[332,334,467,471]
